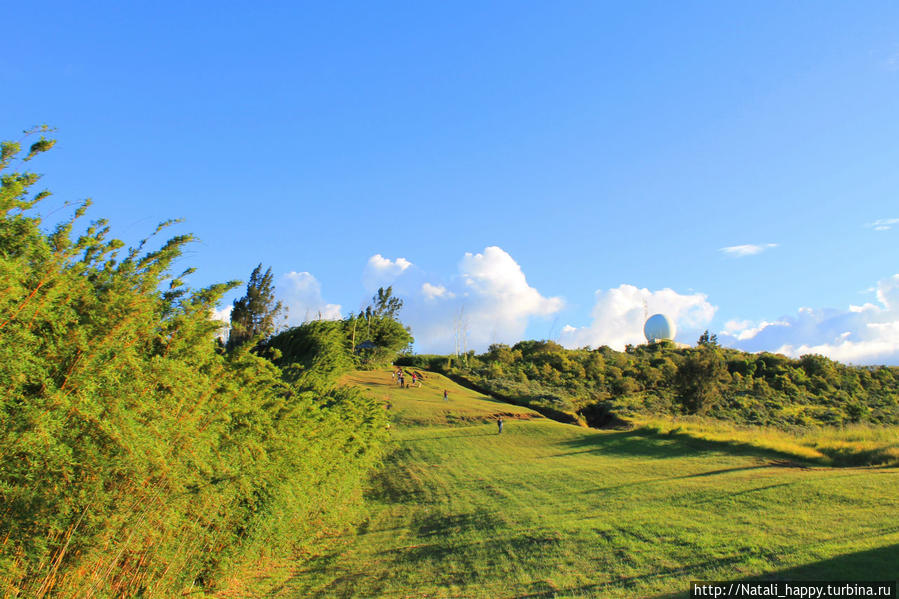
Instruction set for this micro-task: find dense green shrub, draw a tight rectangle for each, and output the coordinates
[0,130,387,597]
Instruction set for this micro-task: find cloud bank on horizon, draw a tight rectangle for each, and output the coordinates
[261,246,899,366]
[719,274,899,365]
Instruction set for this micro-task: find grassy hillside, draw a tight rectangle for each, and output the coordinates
[398,342,899,430]
[339,369,540,426]
[254,369,899,598]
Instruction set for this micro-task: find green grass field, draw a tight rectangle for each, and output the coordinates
[254,370,899,598]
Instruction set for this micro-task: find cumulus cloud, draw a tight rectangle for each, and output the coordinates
[719,274,899,365]
[559,285,716,350]
[719,243,778,257]
[380,246,562,353]
[723,319,789,341]
[363,254,412,291]
[280,271,342,325]
[421,282,451,300]
[865,218,899,232]
[453,246,563,339]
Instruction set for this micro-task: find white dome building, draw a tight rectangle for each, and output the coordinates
[644,313,676,343]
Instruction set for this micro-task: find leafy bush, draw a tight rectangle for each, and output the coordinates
[0,130,387,597]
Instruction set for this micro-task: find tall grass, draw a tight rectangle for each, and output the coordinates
[630,416,899,467]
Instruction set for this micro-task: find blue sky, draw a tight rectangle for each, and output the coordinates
[4,2,899,362]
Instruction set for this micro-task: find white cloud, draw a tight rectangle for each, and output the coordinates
[363,254,412,291]
[384,246,563,353]
[559,285,716,350]
[719,243,778,257]
[723,318,789,341]
[719,274,899,365]
[421,282,451,300]
[454,246,564,342]
[280,271,342,325]
[723,319,752,335]
[865,218,899,232]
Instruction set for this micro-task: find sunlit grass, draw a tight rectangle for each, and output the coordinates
[339,369,539,426]
[240,370,899,598]
[630,416,899,467]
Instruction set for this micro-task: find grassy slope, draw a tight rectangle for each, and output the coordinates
[276,370,899,598]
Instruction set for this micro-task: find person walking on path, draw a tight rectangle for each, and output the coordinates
[497,416,504,434]
[443,389,448,401]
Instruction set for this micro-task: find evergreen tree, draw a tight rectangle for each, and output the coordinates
[697,329,719,347]
[227,264,283,351]
[371,285,403,319]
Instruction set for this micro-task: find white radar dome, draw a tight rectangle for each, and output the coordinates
[644,314,676,343]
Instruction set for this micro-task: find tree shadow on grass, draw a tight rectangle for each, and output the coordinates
[285,526,564,597]
[647,543,899,599]
[507,555,749,598]
[411,507,501,538]
[509,544,899,599]
[362,447,429,505]
[551,428,822,465]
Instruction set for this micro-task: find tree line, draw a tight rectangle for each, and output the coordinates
[398,335,899,429]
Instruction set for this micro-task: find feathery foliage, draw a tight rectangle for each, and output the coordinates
[0,129,387,597]
[226,263,283,351]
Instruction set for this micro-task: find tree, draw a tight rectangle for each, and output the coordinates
[348,286,413,366]
[676,346,727,414]
[226,263,283,351]
[697,329,719,347]
[371,285,403,319]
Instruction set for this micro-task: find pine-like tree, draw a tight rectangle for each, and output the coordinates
[371,286,403,319]
[226,264,283,351]
[697,329,719,347]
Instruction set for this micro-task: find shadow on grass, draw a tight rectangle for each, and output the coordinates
[287,529,565,598]
[565,464,793,498]
[362,447,429,505]
[505,555,747,598]
[551,427,824,465]
[648,543,899,599]
[411,507,501,538]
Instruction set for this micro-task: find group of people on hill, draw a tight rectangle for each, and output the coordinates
[392,368,425,388]
[390,366,505,434]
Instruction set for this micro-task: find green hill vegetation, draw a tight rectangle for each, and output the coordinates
[262,291,412,384]
[262,369,899,598]
[398,339,899,434]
